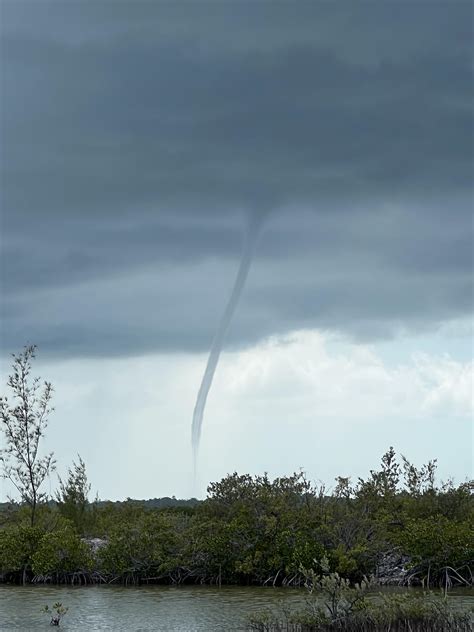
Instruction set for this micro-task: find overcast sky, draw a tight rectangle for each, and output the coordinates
[0,2,472,500]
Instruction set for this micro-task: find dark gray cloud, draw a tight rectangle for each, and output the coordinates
[1,2,472,357]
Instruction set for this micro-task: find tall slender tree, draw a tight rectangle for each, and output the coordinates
[0,345,55,525]
[56,454,91,532]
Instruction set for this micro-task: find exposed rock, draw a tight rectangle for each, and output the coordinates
[376,550,412,585]
[82,537,108,555]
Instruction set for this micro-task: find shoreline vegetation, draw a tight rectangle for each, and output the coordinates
[247,562,472,631]
[1,348,473,629]
[248,593,472,632]
[0,447,472,590]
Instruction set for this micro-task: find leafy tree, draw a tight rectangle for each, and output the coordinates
[401,454,437,496]
[202,471,324,584]
[56,454,91,533]
[0,524,43,584]
[32,525,92,578]
[0,345,55,526]
[98,511,182,583]
[395,516,474,586]
[0,445,471,589]
[355,446,402,518]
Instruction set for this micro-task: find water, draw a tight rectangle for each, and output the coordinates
[0,585,472,631]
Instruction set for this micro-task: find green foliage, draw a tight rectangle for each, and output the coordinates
[249,594,472,631]
[394,515,474,585]
[32,525,92,577]
[300,557,372,622]
[0,345,55,526]
[0,525,43,577]
[329,544,369,579]
[0,348,469,591]
[98,511,184,582]
[370,591,472,628]
[0,447,472,588]
[249,565,472,631]
[56,454,91,534]
[198,471,325,584]
[0,519,92,583]
[43,602,68,626]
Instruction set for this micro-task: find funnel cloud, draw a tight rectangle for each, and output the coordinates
[191,213,265,464]
[0,2,471,501]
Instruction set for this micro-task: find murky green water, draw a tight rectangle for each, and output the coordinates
[0,585,472,631]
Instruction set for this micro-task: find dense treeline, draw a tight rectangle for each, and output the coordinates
[0,348,472,589]
[0,448,472,588]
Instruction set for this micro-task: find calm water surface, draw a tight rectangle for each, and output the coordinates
[0,585,472,632]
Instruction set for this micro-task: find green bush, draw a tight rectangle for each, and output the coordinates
[248,575,472,632]
[394,516,474,585]
[0,525,43,580]
[32,526,92,577]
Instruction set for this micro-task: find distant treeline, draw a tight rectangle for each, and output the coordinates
[0,497,199,514]
[0,447,472,589]
[0,497,199,515]
[94,497,200,510]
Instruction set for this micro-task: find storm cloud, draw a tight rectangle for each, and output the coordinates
[1,1,472,358]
